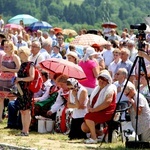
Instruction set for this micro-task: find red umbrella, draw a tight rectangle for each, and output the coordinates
[70,34,108,46]
[39,58,87,81]
[102,22,117,28]
[4,24,24,30]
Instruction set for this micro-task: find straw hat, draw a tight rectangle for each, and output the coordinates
[66,51,78,60]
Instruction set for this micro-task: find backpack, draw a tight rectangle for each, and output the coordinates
[26,62,43,93]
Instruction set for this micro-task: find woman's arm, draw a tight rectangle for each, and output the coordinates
[67,90,88,109]
[92,66,100,78]
[99,59,105,71]
[138,51,150,61]
[129,98,142,115]
[16,65,35,82]
[89,92,114,112]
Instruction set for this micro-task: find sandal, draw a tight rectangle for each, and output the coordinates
[15,132,29,136]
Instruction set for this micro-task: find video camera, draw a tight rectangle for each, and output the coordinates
[130,23,147,50]
[130,23,147,30]
[130,23,146,40]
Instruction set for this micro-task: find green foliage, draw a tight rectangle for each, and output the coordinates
[1,0,150,31]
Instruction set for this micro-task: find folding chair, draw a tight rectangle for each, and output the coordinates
[101,101,132,143]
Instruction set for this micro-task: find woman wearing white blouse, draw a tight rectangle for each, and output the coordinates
[67,78,88,140]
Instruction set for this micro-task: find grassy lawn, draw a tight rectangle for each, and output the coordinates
[0,118,145,150]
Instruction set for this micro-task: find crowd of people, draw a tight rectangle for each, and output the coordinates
[0,17,150,144]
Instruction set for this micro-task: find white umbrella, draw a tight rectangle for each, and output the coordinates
[8,14,38,25]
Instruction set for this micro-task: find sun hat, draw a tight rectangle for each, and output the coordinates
[66,51,78,60]
[97,70,112,84]
[67,78,78,87]
[86,46,98,56]
[83,46,97,61]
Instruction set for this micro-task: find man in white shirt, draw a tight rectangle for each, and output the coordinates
[40,39,52,60]
[29,40,45,68]
[113,68,129,103]
[15,35,28,49]
[108,49,121,80]
[102,42,114,68]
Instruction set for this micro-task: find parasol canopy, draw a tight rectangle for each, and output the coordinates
[39,58,87,81]
[70,34,108,46]
[8,14,39,25]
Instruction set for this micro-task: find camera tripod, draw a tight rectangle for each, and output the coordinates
[124,54,150,149]
[100,53,150,148]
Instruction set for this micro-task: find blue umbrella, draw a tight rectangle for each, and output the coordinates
[8,14,39,25]
[29,21,52,30]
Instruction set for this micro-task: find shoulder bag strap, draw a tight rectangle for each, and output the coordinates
[35,54,41,66]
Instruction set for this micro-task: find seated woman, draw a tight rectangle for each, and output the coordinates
[81,70,117,144]
[67,78,88,140]
[47,75,73,134]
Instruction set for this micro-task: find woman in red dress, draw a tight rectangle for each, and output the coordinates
[81,70,117,144]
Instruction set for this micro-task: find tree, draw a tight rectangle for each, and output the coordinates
[41,6,49,21]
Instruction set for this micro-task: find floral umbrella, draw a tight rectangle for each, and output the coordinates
[8,14,38,25]
[39,58,87,81]
[70,34,108,46]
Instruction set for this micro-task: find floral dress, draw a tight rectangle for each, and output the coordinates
[0,55,16,98]
[17,62,34,110]
[55,91,73,134]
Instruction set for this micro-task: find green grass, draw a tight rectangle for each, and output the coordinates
[0,118,147,150]
[62,0,84,5]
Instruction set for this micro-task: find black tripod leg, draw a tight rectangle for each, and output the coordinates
[140,57,150,91]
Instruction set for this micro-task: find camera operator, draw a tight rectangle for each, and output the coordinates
[138,50,150,62]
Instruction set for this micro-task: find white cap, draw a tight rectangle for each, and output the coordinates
[67,78,78,87]
[83,46,97,61]
[97,70,112,84]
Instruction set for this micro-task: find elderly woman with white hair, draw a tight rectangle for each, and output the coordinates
[78,46,100,96]
[67,78,88,140]
[124,82,150,142]
[81,70,117,144]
